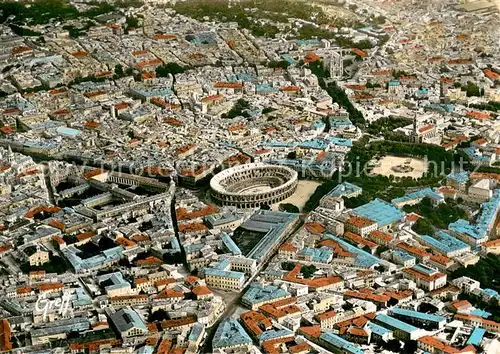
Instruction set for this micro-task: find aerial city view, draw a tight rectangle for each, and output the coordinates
[0,0,499,353]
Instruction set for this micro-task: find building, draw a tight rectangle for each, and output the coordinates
[391,188,444,208]
[98,272,131,297]
[206,214,243,231]
[319,332,364,354]
[408,115,438,143]
[391,250,416,267]
[27,247,49,266]
[242,284,291,310]
[418,231,471,257]
[212,318,253,351]
[221,255,257,275]
[203,259,245,292]
[367,230,393,246]
[449,190,500,246]
[210,163,298,208]
[345,216,378,237]
[402,264,447,291]
[454,313,500,333]
[324,182,362,199]
[451,276,480,294]
[468,179,496,201]
[31,317,90,345]
[483,238,500,254]
[323,234,382,269]
[242,210,300,264]
[297,247,333,263]
[417,335,476,354]
[374,314,421,340]
[390,307,446,330]
[109,307,148,339]
[110,295,149,308]
[314,310,338,329]
[352,199,405,231]
[446,172,469,192]
[366,321,393,342]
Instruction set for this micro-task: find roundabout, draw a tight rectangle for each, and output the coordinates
[210,163,298,208]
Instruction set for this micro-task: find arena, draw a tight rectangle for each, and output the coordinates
[210,163,298,208]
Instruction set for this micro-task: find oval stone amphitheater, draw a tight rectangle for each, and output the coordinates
[210,163,298,208]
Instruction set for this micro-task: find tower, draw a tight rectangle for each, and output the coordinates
[411,113,420,143]
[6,146,13,164]
[329,49,344,80]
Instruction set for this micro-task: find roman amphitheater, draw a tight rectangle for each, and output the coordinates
[210,163,298,208]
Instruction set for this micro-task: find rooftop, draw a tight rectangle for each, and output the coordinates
[375,314,419,334]
[353,198,405,227]
[212,318,252,350]
[319,332,364,354]
[242,284,290,306]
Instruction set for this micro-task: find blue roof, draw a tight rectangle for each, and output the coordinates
[416,88,429,96]
[170,237,181,252]
[213,258,231,271]
[375,314,419,333]
[324,234,381,268]
[420,230,470,255]
[425,104,454,112]
[449,190,500,241]
[329,114,353,127]
[413,263,439,276]
[391,188,444,205]
[261,137,344,150]
[298,247,333,263]
[204,265,244,280]
[114,307,147,331]
[56,126,81,137]
[227,73,257,82]
[212,318,252,350]
[296,39,321,47]
[447,171,469,184]
[389,80,400,86]
[298,138,329,150]
[327,137,353,147]
[320,332,364,354]
[312,120,326,129]
[466,327,486,346]
[259,329,293,342]
[256,84,278,93]
[391,307,445,324]
[237,73,257,82]
[353,198,405,226]
[481,288,499,298]
[460,147,490,162]
[393,249,416,263]
[73,287,92,306]
[242,283,290,306]
[131,86,173,98]
[327,182,362,198]
[244,210,299,262]
[188,323,204,342]
[367,321,393,337]
[137,346,154,354]
[261,141,295,148]
[189,32,218,45]
[282,54,296,65]
[221,232,242,256]
[471,309,492,319]
[184,243,204,254]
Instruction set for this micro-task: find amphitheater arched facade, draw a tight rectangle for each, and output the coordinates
[210,163,298,208]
